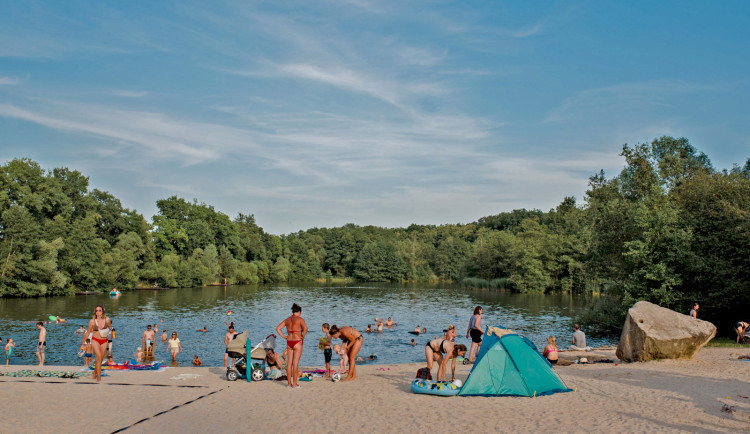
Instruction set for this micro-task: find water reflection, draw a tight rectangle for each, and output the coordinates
[0,283,615,367]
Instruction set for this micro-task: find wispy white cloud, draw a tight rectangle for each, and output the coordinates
[509,22,545,38]
[0,76,20,85]
[110,90,149,98]
[543,80,716,124]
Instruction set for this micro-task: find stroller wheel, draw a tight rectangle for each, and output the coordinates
[227,370,238,381]
[251,368,264,381]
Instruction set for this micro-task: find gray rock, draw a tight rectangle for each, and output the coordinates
[616,301,716,362]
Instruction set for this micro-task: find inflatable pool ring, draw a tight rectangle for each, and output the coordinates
[48,315,57,322]
[411,379,461,396]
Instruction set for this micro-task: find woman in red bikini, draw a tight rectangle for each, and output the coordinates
[276,303,307,388]
[82,305,111,382]
[328,325,363,381]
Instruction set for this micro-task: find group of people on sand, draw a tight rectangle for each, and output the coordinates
[273,303,364,388]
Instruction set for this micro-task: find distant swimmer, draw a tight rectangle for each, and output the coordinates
[197,326,208,333]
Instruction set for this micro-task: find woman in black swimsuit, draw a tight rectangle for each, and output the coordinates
[425,338,467,382]
[329,325,363,381]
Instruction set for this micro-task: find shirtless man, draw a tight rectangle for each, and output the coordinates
[141,324,155,355]
[224,325,238,367]
[36,322,46,366]
[385,317,397,327]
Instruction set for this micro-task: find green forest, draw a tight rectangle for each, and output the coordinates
[1,136,748,333]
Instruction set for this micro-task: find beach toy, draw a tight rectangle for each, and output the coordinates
[411,379,461,396]
[48,315,57,321]
[331,373,341,382]
[318,337,328,349]
[452,379,462,388]
[111,329,116,339]
[227,310,232,315]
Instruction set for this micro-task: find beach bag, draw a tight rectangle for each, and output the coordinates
[416,367,431,380]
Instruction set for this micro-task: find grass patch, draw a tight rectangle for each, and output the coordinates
[706,337,747,348]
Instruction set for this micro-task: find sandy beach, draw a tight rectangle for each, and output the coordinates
[1,347,748,433]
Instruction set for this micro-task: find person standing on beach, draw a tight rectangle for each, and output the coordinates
[36,322,47,366]
[689,303,699,318]
[224,324,238,367]
[328,325,363,381]
[465,306,483,363]
[321,323,333,378]
[734,321,749,344]
[83,305,111,382]
[276,303,308,388]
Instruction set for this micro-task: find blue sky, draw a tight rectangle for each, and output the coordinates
[0,1,748,234]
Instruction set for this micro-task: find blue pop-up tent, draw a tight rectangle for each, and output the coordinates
[458,326,572,397]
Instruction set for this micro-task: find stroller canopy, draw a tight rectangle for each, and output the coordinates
[226,330,248,358]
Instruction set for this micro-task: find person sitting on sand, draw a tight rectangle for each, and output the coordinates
[197,326,208,333]
[193,355,202,366]
[265,348,283,379]
[329,325,362,381]
[569,324,590,350]
[425,337,466,383]
[734,321,749,344]
[543,336,559,364]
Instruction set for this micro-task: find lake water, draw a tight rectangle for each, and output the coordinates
[0,284,616,367]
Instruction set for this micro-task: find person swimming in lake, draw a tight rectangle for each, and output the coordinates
[377,320,384,333]
[385,317,397,327]
[543,336,559,364]
[425,338,466,383]
[192,355,202,366]
[329,325,363,381]
[197,326,208,333]
[414,325,421,334]
[365,325,373,333]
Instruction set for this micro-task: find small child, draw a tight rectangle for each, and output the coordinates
[410,338,415,346]
[365,325,373,333]
[333,343,348,373]
[135,346,144,364]
[321,323,332,378]
[192,355,202,366]
[84,339,92,368]
[106,355,114,366]
[5,338,14,365]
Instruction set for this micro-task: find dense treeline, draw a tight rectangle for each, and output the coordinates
[1,137,748,333]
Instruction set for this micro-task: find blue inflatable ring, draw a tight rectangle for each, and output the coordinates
[411,379,461,396]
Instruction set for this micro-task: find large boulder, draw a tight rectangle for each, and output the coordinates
[616,301,716,362]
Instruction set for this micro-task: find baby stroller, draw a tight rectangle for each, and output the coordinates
[225,331,276,382]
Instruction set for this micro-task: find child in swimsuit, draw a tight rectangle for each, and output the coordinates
[333,344,349,372]
[192,355,202,366]
[84,339,92,367]
[4,338,14,365]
